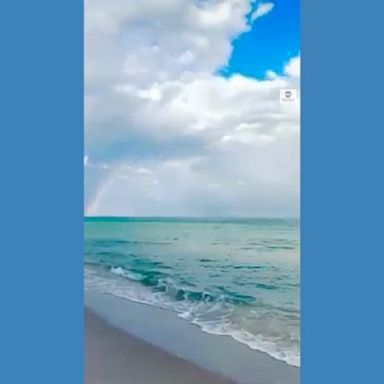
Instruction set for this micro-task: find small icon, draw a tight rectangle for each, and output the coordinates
[280,89,297,104]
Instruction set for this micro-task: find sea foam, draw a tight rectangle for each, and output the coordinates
[85,265,300,367]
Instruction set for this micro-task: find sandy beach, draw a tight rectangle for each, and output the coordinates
[85,307,235,384]
[85,292,299,384]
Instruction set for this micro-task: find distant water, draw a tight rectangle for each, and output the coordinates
[84,217,300,366]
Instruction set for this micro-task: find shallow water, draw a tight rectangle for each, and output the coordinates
[84,217,300,366]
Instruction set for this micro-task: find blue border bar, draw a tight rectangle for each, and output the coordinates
[0,2,83,383]
[302,1,384,383]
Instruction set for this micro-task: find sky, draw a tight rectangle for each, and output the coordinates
[84,0,300,217]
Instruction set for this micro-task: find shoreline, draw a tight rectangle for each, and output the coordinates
[85,292,300,384]
[85,306,235,384]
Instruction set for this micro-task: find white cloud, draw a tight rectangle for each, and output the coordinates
[251,2,274,21]
[285,55,301,78]
[85,0,300,217]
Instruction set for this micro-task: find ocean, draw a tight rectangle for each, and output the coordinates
[84,217,300,367]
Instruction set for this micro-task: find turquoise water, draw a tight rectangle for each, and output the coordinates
[84,217,300,366]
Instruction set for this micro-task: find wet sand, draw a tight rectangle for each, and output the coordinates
[85,292,300,384]
[85,307,236,384]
